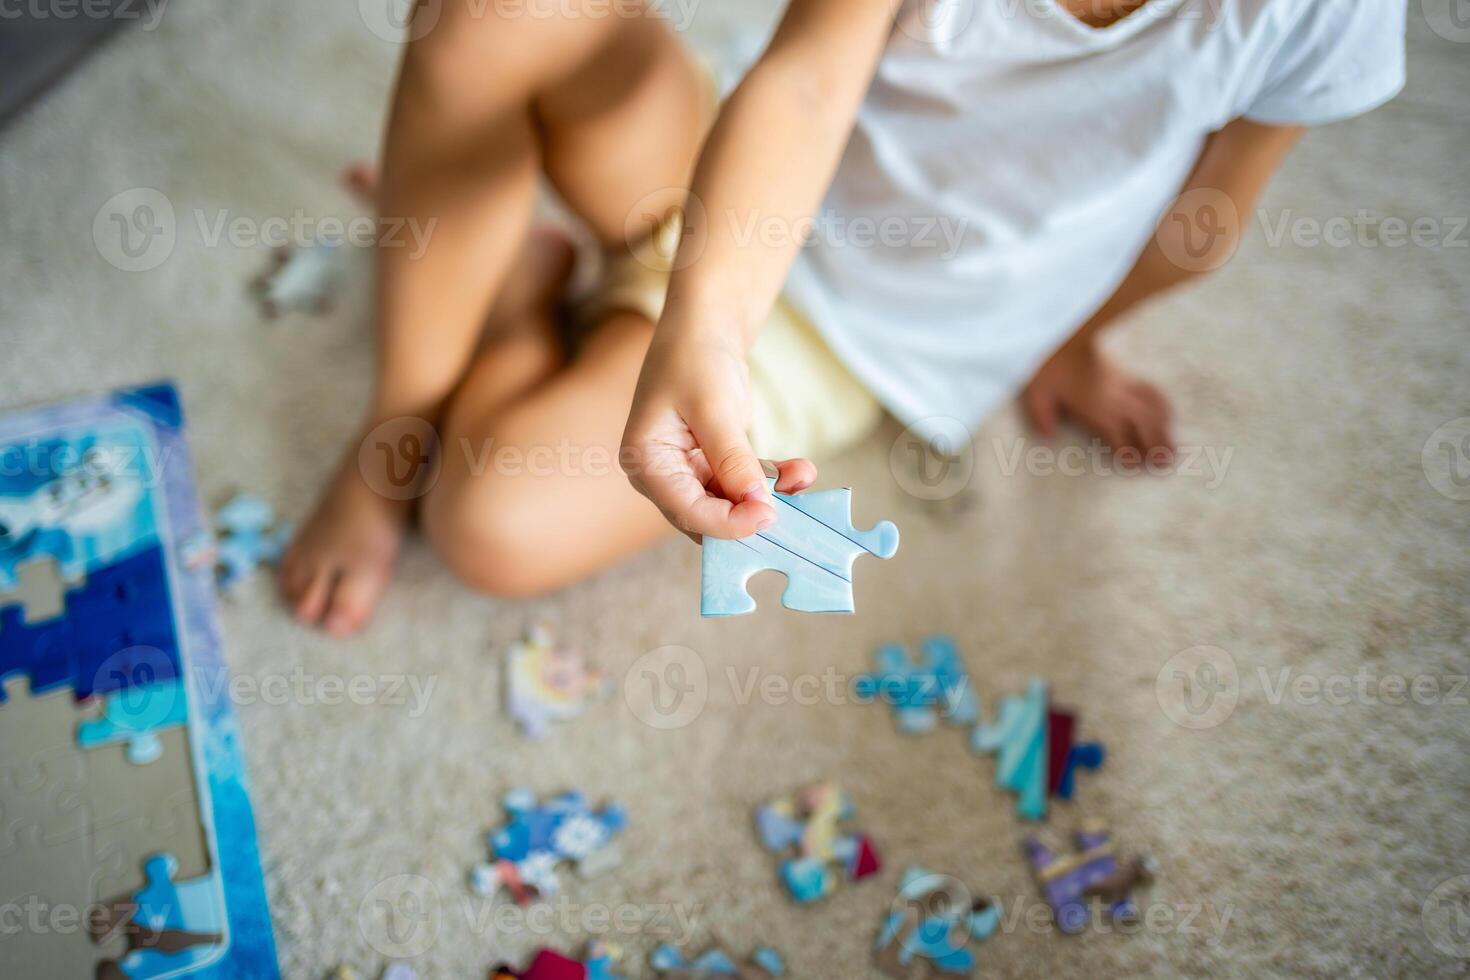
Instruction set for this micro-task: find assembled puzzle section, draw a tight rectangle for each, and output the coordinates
[856,636,979,735]
[0,382,278,978]
[970,678,1104,820]
[754,782,881,904]
[702,479,899,616]
[650,942,784,978]
[1023,823,1154,934]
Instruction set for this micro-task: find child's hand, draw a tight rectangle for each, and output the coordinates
[622,326,816,541]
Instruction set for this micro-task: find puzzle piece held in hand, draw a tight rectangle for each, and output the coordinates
[471,788,627,904]
[875,867,1000,978]
[701,480,898,616]
[754,782,880,903]
[214,493,292,591]
[77,677,188,764]
[855,636,978,735]
[650,942,784,978]
[1024,823,1154,934]
[90,851,226,977]
[505,625,605,739]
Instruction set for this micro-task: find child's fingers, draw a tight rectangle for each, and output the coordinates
[771,457,818,494]
[1024,387,1058,437]
[633,447,774,541]
[690,411,773,509]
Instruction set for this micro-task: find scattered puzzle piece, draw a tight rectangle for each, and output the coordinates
[1024,823,1154,934]
[970,680,1104,819]
[855,636,978,735]
[650,942,784,978]
[875,867,1000,978]
[471,789,626,904]
[492,941,623,980]
[252,243,341,319]
[754,782,880,904]
[505,625,605,739]
[214,493,292,591]
[701,479,898,616]
[77,677,188,764]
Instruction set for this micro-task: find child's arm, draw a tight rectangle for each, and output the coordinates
[1023,118,1304,454]
[622,0,901,540]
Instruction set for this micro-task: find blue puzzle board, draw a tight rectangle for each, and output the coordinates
[0,383,278,978]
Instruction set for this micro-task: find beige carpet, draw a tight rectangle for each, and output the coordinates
[2,2,1467,977]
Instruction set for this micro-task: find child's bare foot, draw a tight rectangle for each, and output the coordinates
[280,457,409,636]
[1022,338,1175,467]
[280,225,576,635]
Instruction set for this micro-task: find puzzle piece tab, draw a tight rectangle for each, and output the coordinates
[875,867,1000,978]
[471,789,626,904]
[1024,823,1154,934]
[650,942,784,978]
[505,625,605,739]
[855,636,978,735]
[701,480,898,616]
[77,678,188,764]
[754,782,880,904]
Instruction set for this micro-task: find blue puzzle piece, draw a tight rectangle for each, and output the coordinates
[855,636,978,734]
[876,866,999,976]
[111,852,226,977]
[651,943,784,976]
[214,494,291,591]
[482,788,627,901]
[1057,742,1105,800]
[77,677,188,763]
[701,479,898,616]
[971,678,1049,821]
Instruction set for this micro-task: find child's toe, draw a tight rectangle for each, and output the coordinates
[294,567,334,625]
[323,568,386,637]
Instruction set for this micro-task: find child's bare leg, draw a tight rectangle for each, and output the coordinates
[423,310,671,597]
[281,2,706,633]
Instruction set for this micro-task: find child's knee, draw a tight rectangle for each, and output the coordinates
[421,477,561,599]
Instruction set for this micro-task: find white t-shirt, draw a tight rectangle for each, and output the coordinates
[776,0,1407,441]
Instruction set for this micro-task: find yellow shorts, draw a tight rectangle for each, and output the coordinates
[577,214,884,462]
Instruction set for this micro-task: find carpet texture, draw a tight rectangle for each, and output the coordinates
[1,2,1467,977]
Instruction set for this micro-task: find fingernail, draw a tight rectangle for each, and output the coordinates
[755,516,775,531]
[742,482,769,501]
